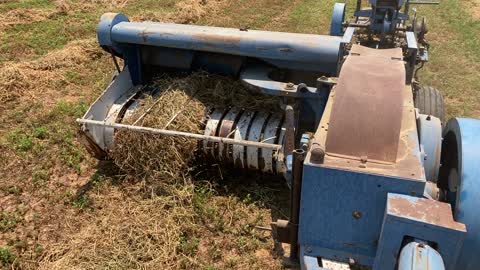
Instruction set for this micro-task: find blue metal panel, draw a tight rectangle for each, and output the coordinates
[373,194,465,270]
[398,242,445,270]
[330,3,346,36]
[97,13,129,53]
[300,246,329,270]
[101,18,341,73]
[443,118,480,270]
[298,165,426,266]
[417,114,442,182]
[123,45,142,85]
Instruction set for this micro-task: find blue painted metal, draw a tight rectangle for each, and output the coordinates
[97,13,129,54]
[300,247,328,270]
[97,14,342,74]
[240,66,319,98]
[330,3,346,36]
[373,193,465,270]
[398,242,445,270]
[298,166,426,266]
[417,114,442,182]
[369,0,407,8]
[443,118,480,270]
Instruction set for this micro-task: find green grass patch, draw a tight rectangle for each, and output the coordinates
[0,211,20,232]
[7,129,33,152]
[0,0,53,12]
[0,10,98,61]
[415,1,480,117]
[288,0,337,34]
[32,169,50,187]
[32,126,48,139]
[177,234,200,256]
[0,246,16,267]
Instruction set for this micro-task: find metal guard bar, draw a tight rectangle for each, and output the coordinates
[77,119,283,151]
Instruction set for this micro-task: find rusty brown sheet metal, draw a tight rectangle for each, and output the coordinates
[388,195,465,231]
[77,130,107,159]
[325,45,405,163]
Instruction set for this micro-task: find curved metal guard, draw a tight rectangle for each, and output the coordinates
[240,65,318,98]
[417,114,442,182]
[325,45,405,163]
[330,3,346,36]
[398,242,445,270]
[442,118,480,270]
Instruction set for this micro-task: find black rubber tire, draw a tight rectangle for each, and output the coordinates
[414,85,446,125]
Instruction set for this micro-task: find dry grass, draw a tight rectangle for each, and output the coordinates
[38,178,282,270]
[0,39,101,108]
[0,9,55,28]
[173,0,225,23]
[34,70,284,269]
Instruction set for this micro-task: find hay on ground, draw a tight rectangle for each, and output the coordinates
[0,39,101,107]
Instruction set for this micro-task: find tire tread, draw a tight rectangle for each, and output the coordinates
[415,85,445,124]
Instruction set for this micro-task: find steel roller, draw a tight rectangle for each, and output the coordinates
[203,107,286,174]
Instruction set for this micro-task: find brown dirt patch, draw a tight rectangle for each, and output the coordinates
[463,0,480,20]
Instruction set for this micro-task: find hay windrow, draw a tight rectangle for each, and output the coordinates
[0,39,101,107]
[111,72,281,183]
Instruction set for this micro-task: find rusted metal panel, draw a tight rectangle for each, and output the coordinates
[77,130,107,159]
[308,83,424,180]
[325,45,405,163]
[387,194,465,230]
[374,193,465,270]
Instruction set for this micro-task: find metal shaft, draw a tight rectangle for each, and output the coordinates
[289,149,305,261]
[284,105,295,156]
[77,119,282,150]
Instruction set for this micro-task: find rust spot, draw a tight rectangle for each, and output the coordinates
[138,30,155,43]
[279,47,293,53]
[77,130,106,159]
[388,196,465,231]
[218,117,235,162]
[325,45,405,163]
[192,32,242,48]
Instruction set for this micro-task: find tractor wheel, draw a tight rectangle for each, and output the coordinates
[439,118,480,270]
[414,85,445,125]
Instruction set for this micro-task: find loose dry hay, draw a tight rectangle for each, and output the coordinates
[170,0,226,23]
[0,9,53,28]
[0,0,72,30]
[39,181,280,270]
[128,0,226,23]
[112,72,280,183]
[0,39,101,106]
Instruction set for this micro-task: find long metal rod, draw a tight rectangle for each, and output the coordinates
[289,149,305,261]
[408,1,439,4]
[77,119,282,150]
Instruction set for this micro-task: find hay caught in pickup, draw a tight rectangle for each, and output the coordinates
[111,72,280,183]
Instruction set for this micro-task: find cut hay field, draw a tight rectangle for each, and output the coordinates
[0,0,479,269]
